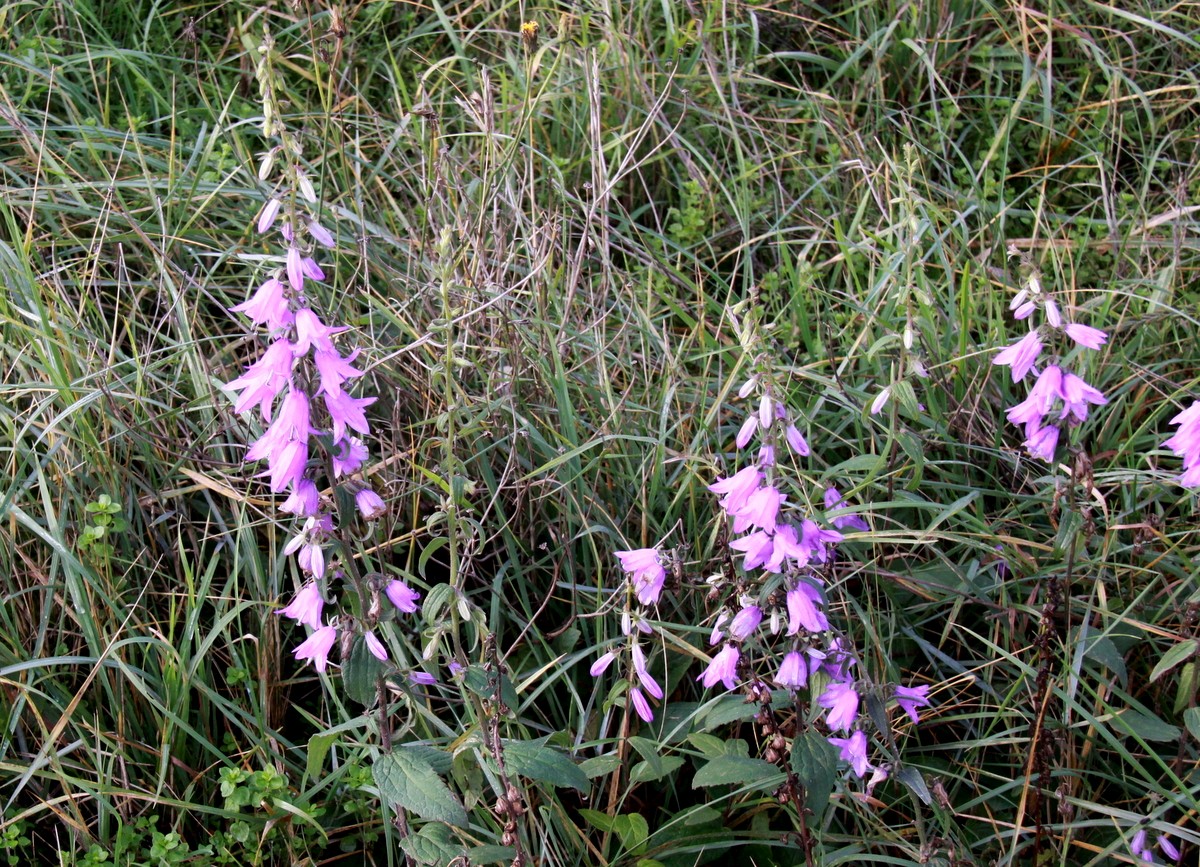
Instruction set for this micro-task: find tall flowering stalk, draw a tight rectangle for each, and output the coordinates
[585,304,934,797]
[1163,399,1200,487]
[992,248,1109,462]
[225,27,419,675]
[697,329,929,787]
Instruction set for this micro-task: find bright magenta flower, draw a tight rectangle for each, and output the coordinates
[364,630,388,661]
[708,465,762,514]
[1024,423,1060,461]
[293,308,349,356]
[231,276,293,331]
[332,436,369,477]
[817,681,859,732]
[1164,400,1200,487]
[225,338,296,419]
[324,389,377,441]
[355,488,386,521]
[993,330,1042,382]
[589,650,616,677]
[277,582,324,629]
[697,644,740,690]
[1064,322,1107,349]
[786,584,829,634]
[735,415,758,449]
[629,687,653,722]
[385,579,421,613]
[293,624,338,672]
[894,683,932,724]
[614,548,667,605]
[632,643,663,699]
[728,605,762,641]
[828,730,871,777]
[775,651,808,689]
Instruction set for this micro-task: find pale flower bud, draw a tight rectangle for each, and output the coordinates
[758,394,773,429]
[297,171,317,204]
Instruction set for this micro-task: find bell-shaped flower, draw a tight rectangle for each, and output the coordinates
[817,681,860,732]
[276,582,324,629]
[386,579,421,613]
[993,330,1042,382]
[697,644,740,690]
[293,624,338,673]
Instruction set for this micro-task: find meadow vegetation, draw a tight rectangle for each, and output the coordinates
[1,1,1198,865]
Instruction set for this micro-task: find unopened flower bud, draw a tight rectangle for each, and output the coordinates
[297,171,317,203]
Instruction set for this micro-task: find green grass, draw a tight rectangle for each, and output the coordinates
[1,1,1198,865]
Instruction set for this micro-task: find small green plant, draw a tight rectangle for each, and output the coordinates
[77,494,128,560]
[0,817,30,867]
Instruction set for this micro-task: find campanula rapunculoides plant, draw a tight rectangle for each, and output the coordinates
[589,300,938,844]
[224,26,420,678]
[993,246,1109,462]
[695,305,932,796]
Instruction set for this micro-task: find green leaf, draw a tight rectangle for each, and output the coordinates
[1184,707,1200,742]
[1082,635,1128,688]
[342,635,385,705]
[374,748,468,827]
[700,696,763,729]
[580,754,621,778]
[686,733,728,759]
[895,766,931,805]
[405,744,454,775]
[462,664,518,710]
[503,738,589,792]
[578,808,614,833]
[630,754,684,784]
[1176,663,1198,715]
[468,845,517,865]
[612,813,649,854]
[682,805,723,826]
[305,731,337,780]
[1115,709,1180,743]
[422,582,454,626]
[790,730,839,822]
[1052,511,1083,558]
[626,736,661,763]
[399,822,466,865]
[691,755,783,789]
[1149,639,1198,683]
[418,537,449,579]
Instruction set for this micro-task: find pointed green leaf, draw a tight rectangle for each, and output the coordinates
[305,731,337,780]
[342,635,384,705]
[895,766,931,805]
[580,754,621,779]
[1150,639,1198,683]
[1115,709,1180,743]
[503,738,589,792]
[612,813,649,854]
[630,755,684,784]
[374,748,467,827]
[691,755,783,789]
[790,730,839,821]
[1184,707,1200,742]
[399,822,466,864]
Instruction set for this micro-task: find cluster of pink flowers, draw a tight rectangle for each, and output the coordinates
[589,548,668,721]
[992,280,1108,461]
[225,159,419,672]
[698,373,930,781]
[1164,400,1200,488]
[1131,825,1181,864]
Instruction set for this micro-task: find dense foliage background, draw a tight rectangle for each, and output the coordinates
[1,0,1198,864]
